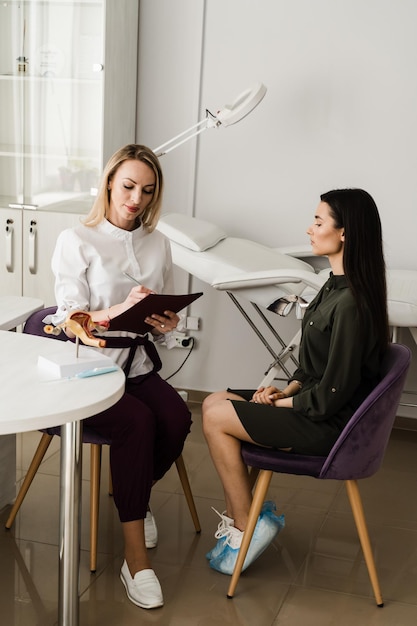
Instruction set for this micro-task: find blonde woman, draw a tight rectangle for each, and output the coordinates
[50,144,192,609]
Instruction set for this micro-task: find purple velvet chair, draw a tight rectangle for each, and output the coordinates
[226,342,411,606]
[5,307,201,572]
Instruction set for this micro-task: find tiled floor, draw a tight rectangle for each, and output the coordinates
[1,400,417,625]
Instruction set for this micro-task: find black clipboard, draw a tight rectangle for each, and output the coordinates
[109,292,203,334]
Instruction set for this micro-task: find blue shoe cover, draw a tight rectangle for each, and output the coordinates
[209,502,284,575]
[206,501,277,562]
[206,536,227,562]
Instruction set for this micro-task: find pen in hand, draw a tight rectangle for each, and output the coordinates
[123,272,156,299]
[123,271,141,285]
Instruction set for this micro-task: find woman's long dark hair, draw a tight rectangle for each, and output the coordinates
[320,188,390,353]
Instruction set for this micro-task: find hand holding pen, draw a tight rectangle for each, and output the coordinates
[123,271,178,334]
[122,271,155,304]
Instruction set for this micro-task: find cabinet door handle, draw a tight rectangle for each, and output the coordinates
[5,220,14,272]
[28,220,37,275]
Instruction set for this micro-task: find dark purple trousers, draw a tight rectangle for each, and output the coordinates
[85,372,192,522]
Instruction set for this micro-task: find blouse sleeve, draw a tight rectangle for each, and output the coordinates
[292,300,373,421]
[50,229,92,323]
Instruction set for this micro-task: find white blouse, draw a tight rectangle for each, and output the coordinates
[49,219,175,377]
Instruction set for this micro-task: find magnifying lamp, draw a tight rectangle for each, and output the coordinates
[154,82,267,157]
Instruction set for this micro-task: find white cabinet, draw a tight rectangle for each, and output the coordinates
[0,0,139,207]
[0,0,139,303]
[22,209,85,305]
[1,204,90,305]
[0,0,139,506]
[0,207,22,297]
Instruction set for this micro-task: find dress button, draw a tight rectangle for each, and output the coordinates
[331,387,336,393]
[309,321,314,326]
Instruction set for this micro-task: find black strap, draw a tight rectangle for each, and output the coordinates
[103,335,162,377]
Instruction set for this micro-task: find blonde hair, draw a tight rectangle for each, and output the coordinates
[83,144,164,232]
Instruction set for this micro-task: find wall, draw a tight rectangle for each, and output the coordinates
[136,0,417,406]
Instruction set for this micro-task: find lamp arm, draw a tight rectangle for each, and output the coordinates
[153,83,267,157]
[155,125,214,157]
[154,118,207,154]
[154,110,219,156]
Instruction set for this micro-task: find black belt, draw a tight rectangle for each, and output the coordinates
[104,335,162,377]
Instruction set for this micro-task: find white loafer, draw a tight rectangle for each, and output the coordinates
[144,507,158,549]
[120,560,164,609]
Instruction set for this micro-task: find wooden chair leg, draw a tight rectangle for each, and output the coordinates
[227,469,273,598]
[175,454,201,533]
[345,479,384,607]
[89,444,102,573]
[5,434,54,529]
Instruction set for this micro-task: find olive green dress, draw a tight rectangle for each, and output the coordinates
[230,274,381,455]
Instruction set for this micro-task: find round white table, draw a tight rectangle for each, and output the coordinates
[0,330,125,626]
[0,296,44,330]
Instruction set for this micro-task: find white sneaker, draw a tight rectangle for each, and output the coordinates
[205,508,234,561]
[144,507,158,549]
[120,560,163,609]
